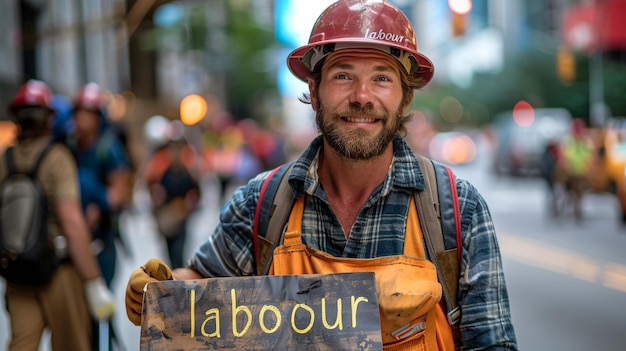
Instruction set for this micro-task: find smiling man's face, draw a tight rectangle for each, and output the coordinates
[311,49,406,160]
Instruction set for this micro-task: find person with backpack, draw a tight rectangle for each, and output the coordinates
[64,82,132,350]
[0,79,115,350]
[125,1,518,350]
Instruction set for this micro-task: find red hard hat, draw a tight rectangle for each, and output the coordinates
[7,79,54,114]
[74,82,105,112]
[286,0,434,89]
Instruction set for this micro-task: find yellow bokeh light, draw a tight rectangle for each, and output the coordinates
[180,94,207,126]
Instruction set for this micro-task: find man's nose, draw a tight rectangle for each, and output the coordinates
[350,81,375,108]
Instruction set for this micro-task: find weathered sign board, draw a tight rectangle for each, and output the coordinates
[140,272,382,350]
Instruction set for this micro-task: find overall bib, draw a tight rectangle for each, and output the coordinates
[270,196,456,351]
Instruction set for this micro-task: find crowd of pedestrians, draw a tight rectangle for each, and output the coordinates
[0,78,288,351]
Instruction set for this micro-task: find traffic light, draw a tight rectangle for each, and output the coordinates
[556,46,576,85]
[449,0,472,37]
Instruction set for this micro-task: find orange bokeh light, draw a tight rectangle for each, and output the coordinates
[180,94,207,126]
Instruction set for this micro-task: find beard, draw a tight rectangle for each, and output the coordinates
[316,103,402,161]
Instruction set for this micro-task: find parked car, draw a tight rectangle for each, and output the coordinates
[491,108,572,177]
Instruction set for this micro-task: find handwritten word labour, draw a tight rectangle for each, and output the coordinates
[188,288,369,338]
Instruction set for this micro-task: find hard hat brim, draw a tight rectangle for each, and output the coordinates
[287,39,434,89]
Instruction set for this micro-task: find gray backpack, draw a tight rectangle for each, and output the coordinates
[0,144,59,286]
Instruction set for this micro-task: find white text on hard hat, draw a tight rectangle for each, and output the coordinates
[364,28,405,44]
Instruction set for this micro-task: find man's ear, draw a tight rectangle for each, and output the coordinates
[308,79,318,112]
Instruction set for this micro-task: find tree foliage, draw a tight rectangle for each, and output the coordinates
[141,0,279,123]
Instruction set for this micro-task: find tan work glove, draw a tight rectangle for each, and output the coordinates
[125,258,173,326]
[85,277,116,320]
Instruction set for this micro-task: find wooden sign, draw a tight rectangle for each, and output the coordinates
[140,272,382,351]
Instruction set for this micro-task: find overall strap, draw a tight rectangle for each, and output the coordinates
[403,197,426,258]
[283,195,305,245]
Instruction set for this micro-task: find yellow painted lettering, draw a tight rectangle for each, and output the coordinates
[259,305,282,334]
[231,289,252,337]
[190,289,195,337]
[291,303,314,334]
[321,298,343,330]
[351,296,368,328]
[201,309,220,337]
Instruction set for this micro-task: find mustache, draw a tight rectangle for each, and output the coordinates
[331,105,387,119]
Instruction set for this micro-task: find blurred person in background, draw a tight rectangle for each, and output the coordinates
[63,82,132,350]
[237,118,288,170]
[557,118,593,220]
[49,94,74,143]
[143,121,201,269]
[125,0,517,350]
[201,112,263,203]
[540,138,563,216]
[1,79,114,350]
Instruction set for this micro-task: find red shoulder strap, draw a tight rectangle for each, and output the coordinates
[444,166,462,264]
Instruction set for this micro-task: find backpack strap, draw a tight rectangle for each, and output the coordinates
[95,130,116,180]
[415,155,462,327]
[5,147,16,176]
[5,143,55,178]
[253,160,296,275]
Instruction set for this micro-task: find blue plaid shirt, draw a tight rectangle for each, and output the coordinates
[190,135,518,350]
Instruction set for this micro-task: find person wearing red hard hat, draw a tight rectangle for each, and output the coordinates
[2,80,115,350]
[125,1,517,350]
[64,82,132,350]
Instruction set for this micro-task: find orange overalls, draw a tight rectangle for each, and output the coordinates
[269,196,456,351]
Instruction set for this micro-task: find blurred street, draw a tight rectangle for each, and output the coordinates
[1,134,625,350]
[454,137,626,351]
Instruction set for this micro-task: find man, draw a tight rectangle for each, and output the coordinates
[558,118,593,220]
[65,82,132,286]
[64,82,132,350]
[1,79,114,350]
[126,1,518,350]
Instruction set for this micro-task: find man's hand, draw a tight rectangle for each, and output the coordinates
[125,258,173,326]
[85,277,115,320]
